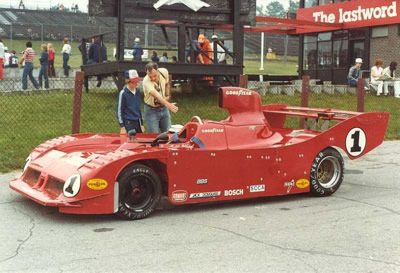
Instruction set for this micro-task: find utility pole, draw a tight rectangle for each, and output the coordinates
[19,0,25,9]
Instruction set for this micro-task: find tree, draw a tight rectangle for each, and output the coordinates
[256,5,265,16]
[265,1,286,18]
[288,0,300,14]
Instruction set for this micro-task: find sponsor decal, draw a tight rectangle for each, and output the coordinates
[224,189,244,196]
[180,144,195,149]
[197,178,208,185]
[87,179,108,190]
[296,179,310,189]
[225,90,252,96]
[172,190,188,202]
[133,168,149,174]
[189,191,221,199]
[346,128,367,157]
[201,128,224,133]
[284,180,295,193]
[249,184,265,193]
[312,1,397,24]
[153,0,210,12]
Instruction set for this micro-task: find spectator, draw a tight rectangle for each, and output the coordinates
[382,61,400,98]
[151,51,159,63]
[4,47,10,67]
[371,59,385,96]
[197,34,212,64]
[132,37,143,61]
[87,36,107,87]
[47,43,56,77]
[38,44,49,89]
[9,50,18,68]
[347,58,368,90]
[211,35,226,64]
[186,40,200,63]
[0,38,4,79]
[62,37,71,77]
[159,52,168,63]
[143,62,178,133]
[116,69,144,134]
[19,41,40,90]
[172,56,177,63]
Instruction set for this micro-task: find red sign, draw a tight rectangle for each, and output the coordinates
[296,0,400,34]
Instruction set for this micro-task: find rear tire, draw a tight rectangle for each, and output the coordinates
[117,164,161,220]
[310,148,344,197]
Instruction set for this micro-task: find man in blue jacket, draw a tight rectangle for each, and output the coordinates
[132,38,143,61]
[87,36,107,87]
[116,69,144,134]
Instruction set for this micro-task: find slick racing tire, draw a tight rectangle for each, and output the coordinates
[117,164,162,220]
[310,148,344,197]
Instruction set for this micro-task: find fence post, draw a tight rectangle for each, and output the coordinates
[72,71,84,134]
[357,78,365,112]
[239,74,248,88]
[300,75,310,129]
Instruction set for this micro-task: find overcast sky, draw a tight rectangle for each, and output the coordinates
[0,0,290,12]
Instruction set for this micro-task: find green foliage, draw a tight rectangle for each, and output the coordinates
[265,1,287,18]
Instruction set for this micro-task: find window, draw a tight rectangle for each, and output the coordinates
[318,41,332,69]
[332,30,348,40]
[333,40,348,68]
[304,43,317,70]
[371,27,388,38]
[318,32,332,41]
[304,34,317,43]
[305,0,318,8]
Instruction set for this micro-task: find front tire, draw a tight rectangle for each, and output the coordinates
[310,148,344,197]
[117,164,162,220]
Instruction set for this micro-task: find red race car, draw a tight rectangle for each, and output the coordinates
[10,87,389,220]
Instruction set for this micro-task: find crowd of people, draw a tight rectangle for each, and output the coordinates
[0,36,71,90]
[347,58,400,98]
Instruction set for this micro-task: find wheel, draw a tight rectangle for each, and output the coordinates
[310,148,344,197]
[117,164,162,220]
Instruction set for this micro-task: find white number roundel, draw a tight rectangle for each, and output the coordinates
[346,128,366,157]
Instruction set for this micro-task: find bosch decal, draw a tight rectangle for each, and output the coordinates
[197,179,208,185]
[224,189,244,196]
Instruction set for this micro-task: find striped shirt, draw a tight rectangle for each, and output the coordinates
[23,48,35,63]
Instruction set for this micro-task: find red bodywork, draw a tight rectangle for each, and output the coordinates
[10,87,389,215]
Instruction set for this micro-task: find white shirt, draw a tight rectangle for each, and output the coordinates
[0,42,4,59]
[371,66,383,82]
[4,52,10,66]
[62,44,71,55]
[382,66,395,78]
[211,42,226,63]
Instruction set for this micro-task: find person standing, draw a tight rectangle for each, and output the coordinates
[9,50,18,68]
[116,69,144,134]
[47,43,56,77]
[0,38,4,80]
[88,36,107,87]
[19,41,40,90]
[62,37,71,77]
[159,52,168,63]
[4,47,10,67]
[132,37,143,61]
[143,62,178,133]
[151,51,159,63]
[371,59,384,96]
[38,44,49,89]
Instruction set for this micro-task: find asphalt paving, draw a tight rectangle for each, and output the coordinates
[0,141,399,273]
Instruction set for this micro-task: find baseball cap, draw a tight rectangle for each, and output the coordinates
[134,38,140,43]
[355,58,363,64]
[124,69,141,82]
[4,47,8,51]
[211,34,218,40]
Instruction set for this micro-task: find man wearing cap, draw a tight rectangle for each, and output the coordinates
[211,35,226,64]
[347,58,368,89]
[116,69,144,134]
[132,38,143,62]
[143,62,178,133]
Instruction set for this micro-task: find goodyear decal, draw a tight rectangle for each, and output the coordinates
[87,179,108,190]
[296,179,310,189]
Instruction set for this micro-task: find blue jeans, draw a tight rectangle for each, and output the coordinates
[63,53,70,77]
[22,62,39,90]
[348,79,368,88]
[144,104,171,133]
[38,65,49,88]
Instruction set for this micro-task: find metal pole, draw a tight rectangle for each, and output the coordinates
[357,78,365,112]
[70,25,73,43]
[144,19,149,48]
[260,32,264,70]
[41,24,43,44]
[284,35,288,64]
[10,24,12,50]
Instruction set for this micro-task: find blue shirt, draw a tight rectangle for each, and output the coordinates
[39,50,48,66]
[116,87,143,128]
[88,41,107,63]
[133,43,143,61]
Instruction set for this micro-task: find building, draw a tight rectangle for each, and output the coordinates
[297,0,400,84]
